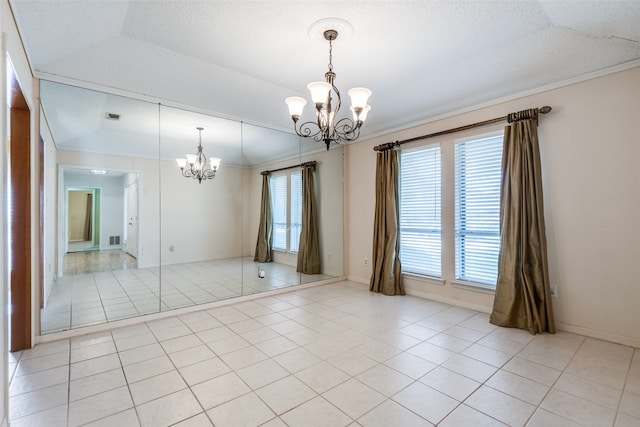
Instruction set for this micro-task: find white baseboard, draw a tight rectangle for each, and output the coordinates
[346,275,368,285]
[555,322,640,349]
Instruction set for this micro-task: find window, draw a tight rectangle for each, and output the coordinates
[400,145,442,277]
[454,134,503,287]
[270,171,302,253]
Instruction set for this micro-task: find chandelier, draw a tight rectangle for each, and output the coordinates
[176,127,221,184]
[285,28,372,150]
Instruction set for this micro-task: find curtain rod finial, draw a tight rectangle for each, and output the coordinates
[540,106,552,114]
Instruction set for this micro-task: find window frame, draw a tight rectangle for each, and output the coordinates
[453,131,504,290]
[270,170,302,254]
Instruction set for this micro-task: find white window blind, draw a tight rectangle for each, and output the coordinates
[454,134,503,287]
[270,171,302,253]
[400,145,442,277]
[290,171,302,253]
[270,175,287,251]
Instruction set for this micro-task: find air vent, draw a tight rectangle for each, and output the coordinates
[109,236,121,245]
[104,112,120,121]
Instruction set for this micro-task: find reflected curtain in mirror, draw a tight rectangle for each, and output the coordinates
[254,173,273,262]
[370,150,404,295]
[490,109,555,334]
[297,163,320,274]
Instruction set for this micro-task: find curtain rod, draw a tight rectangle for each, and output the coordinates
[261,160,316,176]
[373,106,552,152]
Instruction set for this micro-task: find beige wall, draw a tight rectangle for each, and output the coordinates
[346,66,640,347]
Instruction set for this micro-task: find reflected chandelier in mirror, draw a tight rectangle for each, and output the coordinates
[176,127,222,183]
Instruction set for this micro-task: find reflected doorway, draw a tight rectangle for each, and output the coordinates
[67,187,99,252]
[124,180,138,258]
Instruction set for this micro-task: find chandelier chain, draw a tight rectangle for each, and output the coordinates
[328,37,333,72]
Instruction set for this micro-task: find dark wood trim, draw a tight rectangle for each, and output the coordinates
[8,68,32,351]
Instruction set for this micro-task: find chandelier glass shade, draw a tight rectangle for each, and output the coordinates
[285,29,371,150]
[176,127,221,184]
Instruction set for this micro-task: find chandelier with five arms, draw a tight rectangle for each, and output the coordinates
[285,27,372,150]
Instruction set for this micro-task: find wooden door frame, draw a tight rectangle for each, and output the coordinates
[8,62,32,351]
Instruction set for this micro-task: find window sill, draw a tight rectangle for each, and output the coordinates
[402,272,445,286]
[450,280,496,295]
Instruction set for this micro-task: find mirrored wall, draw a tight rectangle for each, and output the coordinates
[39,80,344,335]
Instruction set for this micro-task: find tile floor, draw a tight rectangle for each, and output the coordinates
[43,255,331,334]
[63,249,138,276]
[14,281,640,426]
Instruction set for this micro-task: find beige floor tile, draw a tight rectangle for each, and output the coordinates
[83,408,140,426]
[442,354,498,383]
[236,358,289,389]
[257,375,317,415]
[169,344,216,368]
[9,383,69,420]
[540,389,616,427]
[439,404,506,427]
[502,356,561,386]
[8,403,68,427]
[356,364,414,397]
[191,372,250,410]
[178,356,231,386]
[123,355,174,383]
[68,385,133,426]
[15,281,640,427]
[554,372,622,409]
[358,399,432,427]
[129,370,187,405]
[419,366,480,401]
[9,365,69,396]
[465,385,535,426]
[219,345,268,370]
[206,392,275,427]
[526,409,582,427]
[280,396,352,427]
[273,347,322,373]
[392,381,459,425]
[295,361,350,393]
[171,412,213,426]
[69,368,127,402]
[485,370,549,406]
[136,389,202,427]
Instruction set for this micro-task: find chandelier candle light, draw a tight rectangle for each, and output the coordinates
[176,127,221,184]
[285,28,372,150]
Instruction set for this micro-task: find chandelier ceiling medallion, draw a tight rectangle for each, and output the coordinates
[285,21,371,150]
[176,127,221,184]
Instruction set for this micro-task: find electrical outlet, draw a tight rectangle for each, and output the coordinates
[169,245,176,252]
[550,284,558,298]
[364,258,369,266]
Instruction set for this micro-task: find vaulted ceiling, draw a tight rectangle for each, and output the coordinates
[10,1,640,162]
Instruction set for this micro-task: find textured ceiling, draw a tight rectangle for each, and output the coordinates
[10,0,640,161]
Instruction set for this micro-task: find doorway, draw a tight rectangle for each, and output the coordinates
[124,180,138,258]
[7,59,32,351]
[66,187,100,253]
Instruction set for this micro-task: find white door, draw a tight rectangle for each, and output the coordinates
[124,181,138,258]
